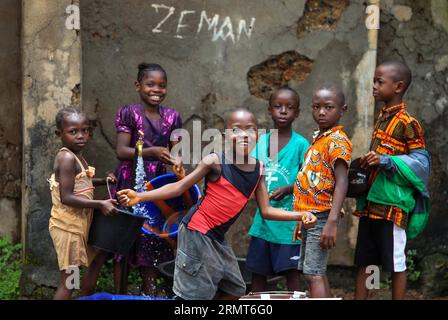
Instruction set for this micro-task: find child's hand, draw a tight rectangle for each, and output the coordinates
[172,157,186,179]
[106,172,117,184]
[99,199,118,216]
[117,189,141,207]
[320,219,338,250]
[292,220,302,242]
[302,212,317,229]
[292,212,317,242]
[360,151,380,169]
[269,186,292,201]
[153,147,174,165]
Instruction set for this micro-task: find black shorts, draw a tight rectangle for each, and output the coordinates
[354,217,407,273]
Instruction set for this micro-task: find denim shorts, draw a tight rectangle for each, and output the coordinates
[173,223,246,300]
[297,211,330,275]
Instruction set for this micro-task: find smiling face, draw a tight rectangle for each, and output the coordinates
[268,89,299,129]
[56,113,91,153]
[312,88,347,131]
[135,70,167,107]
[226,110,258,159]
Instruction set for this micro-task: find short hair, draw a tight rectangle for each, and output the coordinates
[269,85,300,108]
[378,60,412,92]
[55,107,85,130]
[314,84,346,106]
[226,108,257,127]
[137,63,167,82]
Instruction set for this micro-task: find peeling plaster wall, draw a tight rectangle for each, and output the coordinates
[0,0,22,243]
[21,0,81,295]
[81,0,375,265]
[378,0,448,258]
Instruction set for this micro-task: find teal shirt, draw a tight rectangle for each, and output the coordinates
[249,131,309,244]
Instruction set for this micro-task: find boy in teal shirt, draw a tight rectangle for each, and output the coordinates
[247,86,309,292]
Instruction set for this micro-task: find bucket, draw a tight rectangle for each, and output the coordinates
[140,173,201,239]
[88,173,200,255]
[240,291,308,300]
[239,291,342,300]
[88,209,146,256]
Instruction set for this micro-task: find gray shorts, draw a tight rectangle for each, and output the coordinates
[298,211,330,276]
[173,224,246,300]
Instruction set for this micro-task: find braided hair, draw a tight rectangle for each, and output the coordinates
[137,63,167,82]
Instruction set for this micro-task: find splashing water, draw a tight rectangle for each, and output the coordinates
[132,155,152,221]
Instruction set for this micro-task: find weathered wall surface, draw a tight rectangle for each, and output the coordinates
[0,0,22,243]
[81,0,375,264]
[20,0,81,296]
[378,0,448,296]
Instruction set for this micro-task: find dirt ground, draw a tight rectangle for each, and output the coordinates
[331,288,448,300]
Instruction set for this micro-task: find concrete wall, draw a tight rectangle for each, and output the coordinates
[0,0,22,243]
[81,0,376,264]
[20,0,82,295]
[377,0,448,288]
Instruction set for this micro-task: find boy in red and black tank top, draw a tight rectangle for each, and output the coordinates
[118,109,316,300]
[183,152,263,242]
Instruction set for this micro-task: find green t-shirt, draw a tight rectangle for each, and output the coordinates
[249,131,309,244]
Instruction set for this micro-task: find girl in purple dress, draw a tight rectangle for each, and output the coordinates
[82,63,182,296]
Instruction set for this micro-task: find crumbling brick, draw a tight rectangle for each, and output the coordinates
[247,51,314,100]
[297,0,349,37]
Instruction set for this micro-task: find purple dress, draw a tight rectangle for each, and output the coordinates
[113,103,182,268]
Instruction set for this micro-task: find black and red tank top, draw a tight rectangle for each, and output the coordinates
[183,153,263,242]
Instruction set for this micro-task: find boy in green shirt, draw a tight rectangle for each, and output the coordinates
[247,86,309,292]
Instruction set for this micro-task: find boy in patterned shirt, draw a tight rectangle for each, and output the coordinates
[354,60,426,300]
[292,85,352,298]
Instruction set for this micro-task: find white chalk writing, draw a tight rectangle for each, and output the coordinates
[152,4,176,33]
[151,3,256,43]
